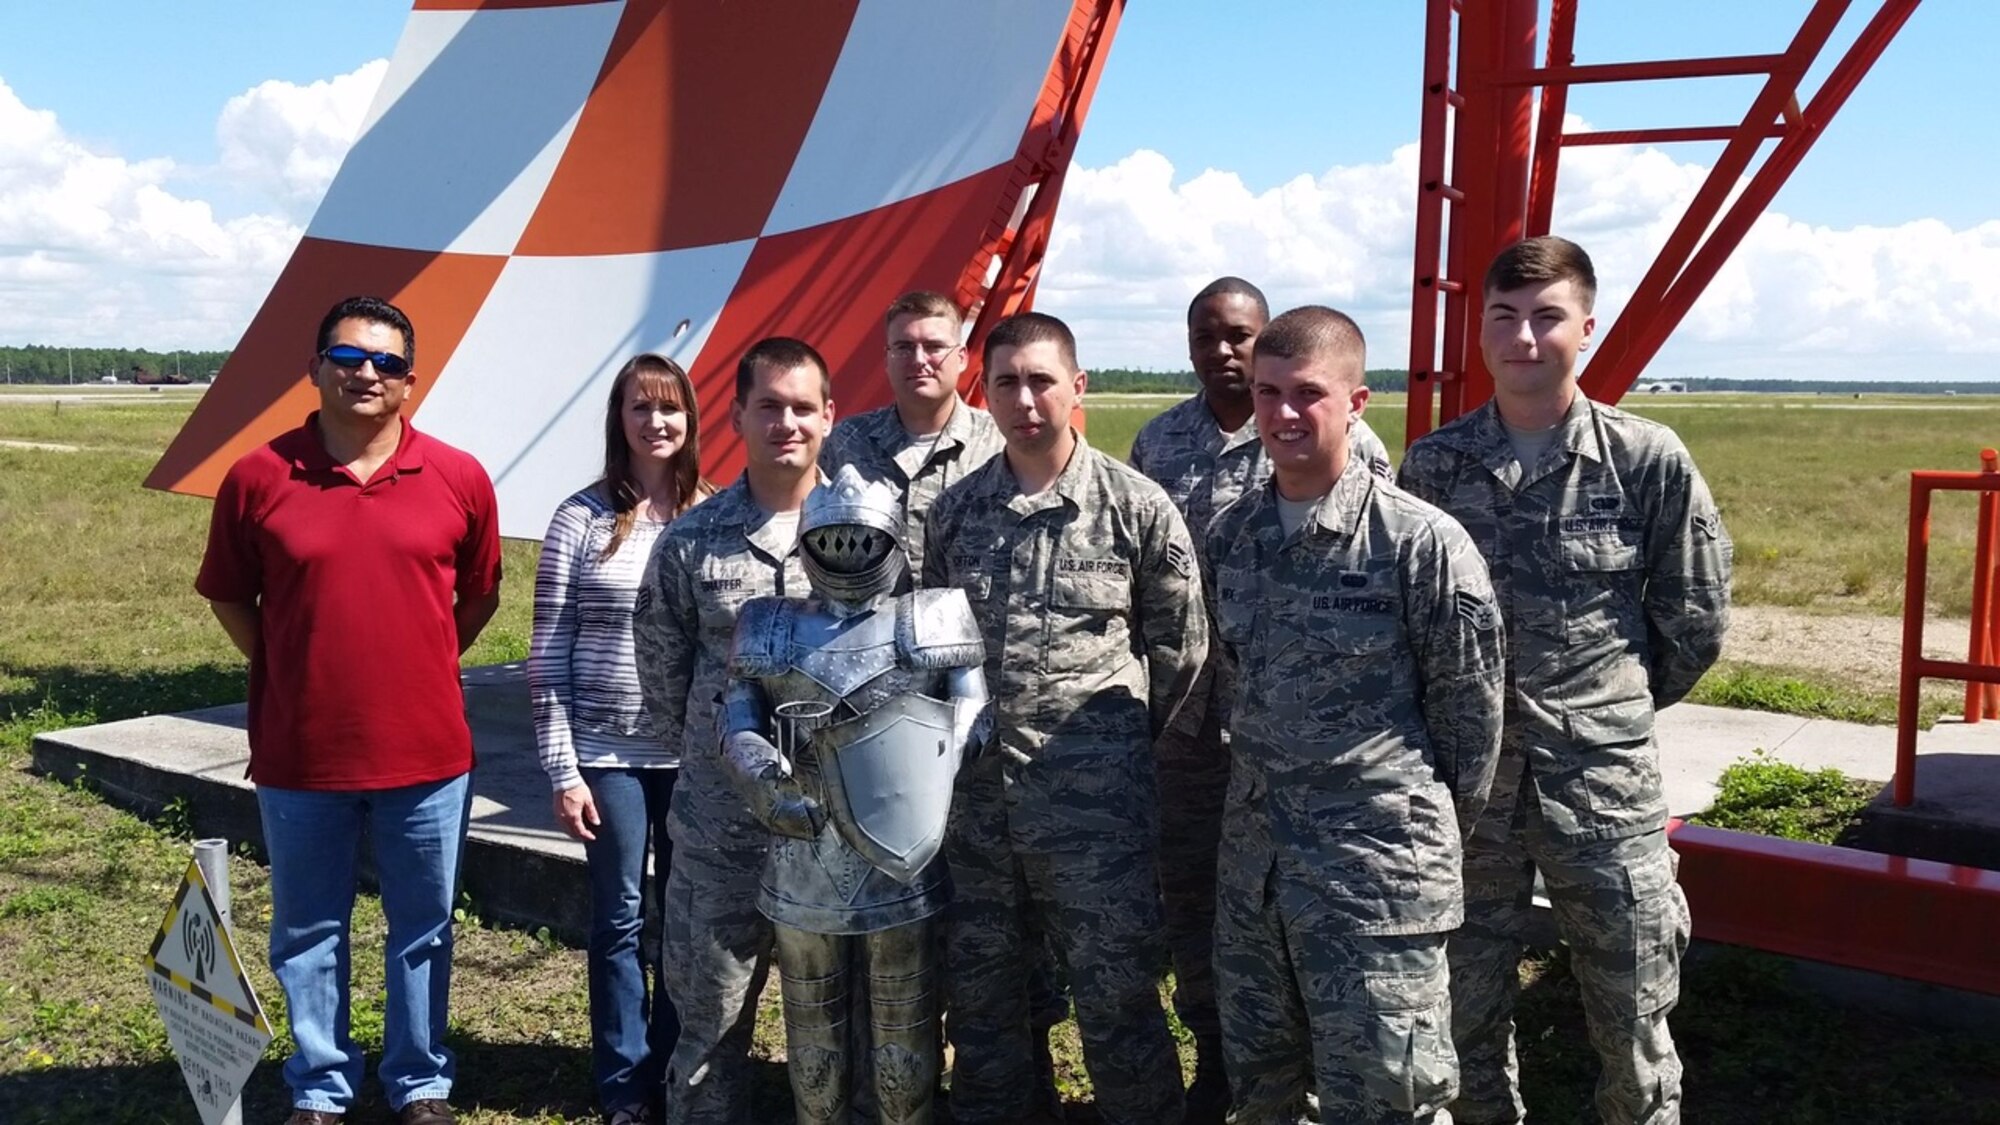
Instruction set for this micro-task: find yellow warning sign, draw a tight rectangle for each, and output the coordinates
[146,858,273,1125]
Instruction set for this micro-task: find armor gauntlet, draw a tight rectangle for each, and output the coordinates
[947,665,993,762]
[721,682,826,840]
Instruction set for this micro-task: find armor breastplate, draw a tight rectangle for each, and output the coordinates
[740,597,963,934]
[762,605,949,726]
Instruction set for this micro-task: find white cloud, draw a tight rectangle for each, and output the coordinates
[1040,127,2000,382]
[2,64,1996,384]
[0,66,383,349]
[216,61,388,222]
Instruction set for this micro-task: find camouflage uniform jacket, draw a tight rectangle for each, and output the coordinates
[1397,395,1732,841]
[820,399,1004,575]
[1129,394,1394,734]
[635,476,812,855]
[922,433,1209,850]
[1206,466,1505,935]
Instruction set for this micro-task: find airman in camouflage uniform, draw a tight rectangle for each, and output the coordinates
[1397,237,1730,1125]
[635,339,835,1125]
[819,291,1005,577]
[923,312,1207,1125]
[1128,279,1397,1119]
[1206,305,1504,1125]
[820,291,1070,1107]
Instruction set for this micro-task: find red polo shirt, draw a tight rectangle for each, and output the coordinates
[196,414,503,790]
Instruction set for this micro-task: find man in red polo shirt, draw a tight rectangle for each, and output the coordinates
[197,295,503,1125]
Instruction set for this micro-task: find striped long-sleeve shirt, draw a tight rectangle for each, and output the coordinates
[529,486,680,791]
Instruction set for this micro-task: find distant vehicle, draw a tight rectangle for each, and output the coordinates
[99,375,118,385]
[1635,380,1687,394]
[131,364,190,386]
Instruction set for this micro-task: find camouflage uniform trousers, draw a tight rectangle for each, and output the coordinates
[1153,698,1228,1075]
[1216,863,1458,1124]
[937,905,1073,1098]
[944,763,1184,1125]
[660,838,775,1125]
[1448,751,1692,1125]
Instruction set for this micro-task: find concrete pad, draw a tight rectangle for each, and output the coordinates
[1858,719,2000,869]
[1657,700,2000,868]
[30,665,2000,935]
[1655,703,1814,817]
[30,661,593,941]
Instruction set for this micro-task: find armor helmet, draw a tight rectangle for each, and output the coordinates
[801,464,907,604]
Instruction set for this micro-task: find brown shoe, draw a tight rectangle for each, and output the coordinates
[284,1112,341,1125]
[398,1099,455,1125]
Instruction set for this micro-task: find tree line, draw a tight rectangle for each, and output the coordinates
[1669,376,2000,395]
[1088,368,1413,393]
[3,344,1988,395]
[1090,370,2000,395]
[0,345,230,384]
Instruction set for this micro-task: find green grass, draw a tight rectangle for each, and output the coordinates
[1686,752,1880,845]
[6,714,2000,1123]
[1514,946,2000,1124]
[1621,397,2000,617]
[1094,390,2000,617]
[0,402,534,724]
[0,714,604,1124]
[5,393,2000,1121]
[1687,660,1957,729]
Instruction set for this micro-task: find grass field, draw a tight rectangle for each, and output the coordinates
[4,721,1998,1124]
[3,392,1999,1122]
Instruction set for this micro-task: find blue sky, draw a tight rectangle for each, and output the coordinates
[5,1,1986,228]
[1,1,1995,378]
[1079,1,1997,230]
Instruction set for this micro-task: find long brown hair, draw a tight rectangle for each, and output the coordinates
[599,353,714,560]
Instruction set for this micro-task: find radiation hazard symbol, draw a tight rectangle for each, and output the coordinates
[146,858,273,1125]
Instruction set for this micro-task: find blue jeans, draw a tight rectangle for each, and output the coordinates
[580,765,682,1112]
[257,774,471,1113]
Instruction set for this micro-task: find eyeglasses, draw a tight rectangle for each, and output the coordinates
[886,340,961,361]
[320,345,412,378]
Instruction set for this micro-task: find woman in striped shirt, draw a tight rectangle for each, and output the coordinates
[529,354,715,1125]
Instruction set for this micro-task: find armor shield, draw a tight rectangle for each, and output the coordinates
[815,692,959,883]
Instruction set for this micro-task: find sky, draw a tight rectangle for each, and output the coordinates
[1,0,1995,382]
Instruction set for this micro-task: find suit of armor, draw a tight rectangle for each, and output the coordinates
[721,464,989,1125]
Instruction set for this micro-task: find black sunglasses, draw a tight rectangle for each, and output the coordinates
[320,345,412,378]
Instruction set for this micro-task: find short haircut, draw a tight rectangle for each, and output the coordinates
[316,296,415,364]
[735,337,831,404]
[884,290,964,334]
[1484,235,1597,312]
[982,311,1077,373]
[1187,276,1270,324]
[1253,305,1367,383]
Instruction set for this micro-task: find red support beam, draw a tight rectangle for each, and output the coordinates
[1562,124,1787,146]
[1897,468,2000,806]
[1438,0,1497,428]
[1968,449,1999,723]
[1497,52,1785,86]
[1403,0,1917,437]
[1492,0,1538,249]
[1580,0,1850,399]
[1436,0,1537,427]
[1584,0,1922,401]
[959,0,1123,394]
[1671,822,2000,997]
[1524,0,1575,237]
